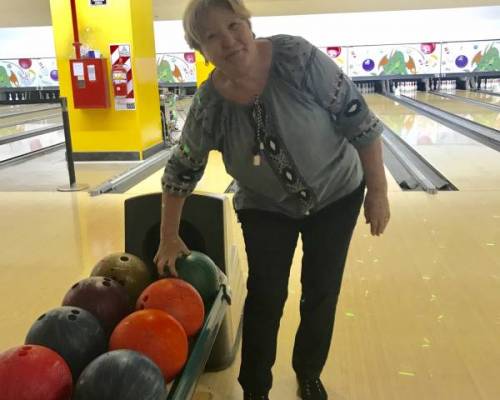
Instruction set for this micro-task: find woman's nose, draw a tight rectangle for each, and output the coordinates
[220,31,236,48]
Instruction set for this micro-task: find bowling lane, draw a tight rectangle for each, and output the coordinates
[415,92,500,131]
[0,144,139,191]
[0,115,62,139]
[0,103,59,117]
[0,109,62,129]
[452,90,500,107]
[366,94,500,190]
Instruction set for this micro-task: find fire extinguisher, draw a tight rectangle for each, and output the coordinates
[111,63,127,97]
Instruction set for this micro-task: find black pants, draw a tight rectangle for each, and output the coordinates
[237,183,365,395]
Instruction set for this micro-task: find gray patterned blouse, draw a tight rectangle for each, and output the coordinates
[161,35,383,218]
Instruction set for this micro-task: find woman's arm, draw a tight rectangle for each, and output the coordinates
[154,193,190,277]
[357,137,390,236]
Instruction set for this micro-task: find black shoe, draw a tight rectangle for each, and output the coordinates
[243,393,269,400]
[297,377,327,400]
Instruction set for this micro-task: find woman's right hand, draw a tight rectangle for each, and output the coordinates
[153,234,191,277]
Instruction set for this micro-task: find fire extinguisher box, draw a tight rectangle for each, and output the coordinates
[70,58,110,109]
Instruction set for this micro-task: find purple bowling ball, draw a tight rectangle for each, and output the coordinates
[62,276,131,335]
[455,55,468,69]
[50,69,58,81]
[362,59,375,72]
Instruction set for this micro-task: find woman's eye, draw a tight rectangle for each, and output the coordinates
[229,22,239,30]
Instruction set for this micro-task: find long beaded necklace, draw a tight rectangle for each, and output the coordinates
[252,96,265,166]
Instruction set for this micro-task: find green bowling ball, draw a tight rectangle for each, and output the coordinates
[90,252,153,307]
[175,251,220,310]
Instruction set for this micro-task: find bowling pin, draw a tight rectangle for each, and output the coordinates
[395,82,401,96]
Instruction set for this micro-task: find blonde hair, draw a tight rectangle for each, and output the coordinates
[183,0,252,53]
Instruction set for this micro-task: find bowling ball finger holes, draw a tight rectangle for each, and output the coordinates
[68,309,81,321]
[18,346,31,356]
[120,256,129,262]
[111,275,125,286]
[102,281,111,287]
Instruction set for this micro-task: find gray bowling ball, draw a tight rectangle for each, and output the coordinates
[74,350,168,400]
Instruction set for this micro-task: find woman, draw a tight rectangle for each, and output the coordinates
[154,1,390,399]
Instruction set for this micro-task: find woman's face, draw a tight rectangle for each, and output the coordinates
[199,7,256,75]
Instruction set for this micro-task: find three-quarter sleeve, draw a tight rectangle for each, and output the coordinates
[304,45,383,148]
[161,93,214,196]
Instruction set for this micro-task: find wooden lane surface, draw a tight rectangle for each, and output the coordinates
[0,188,499,399]
[415,92,500,131]
[366,94,500,191]
[454,90,500,107]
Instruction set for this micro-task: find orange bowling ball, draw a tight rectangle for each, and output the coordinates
[109,309,188,382]
[137,278,205,337]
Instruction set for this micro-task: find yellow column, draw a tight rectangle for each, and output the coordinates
[195,51,215,87]
[50,0,162,161]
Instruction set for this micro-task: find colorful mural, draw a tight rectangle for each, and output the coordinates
[0,58,58,88]
[1,40,498,89]
[441,41,500,73]
[348,44,441,77]
[157,52,196,84]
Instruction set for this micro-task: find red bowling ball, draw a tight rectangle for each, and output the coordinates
[109,309,188,382]
[137,278,205,337]
[0,345,73,400]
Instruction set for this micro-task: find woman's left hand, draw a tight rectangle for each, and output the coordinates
[363,190,390,236]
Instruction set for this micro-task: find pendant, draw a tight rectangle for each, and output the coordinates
[253,154,261,166]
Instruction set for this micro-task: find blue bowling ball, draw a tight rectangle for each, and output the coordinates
[455,55,468,69]
[362,58,375,72]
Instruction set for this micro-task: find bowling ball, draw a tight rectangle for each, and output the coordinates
[137,278,205,337]
[110,309,188,382]
[174,251,221,309]
[455,55,468,68]
[0,345,73,400]
[184,52,195,63]
[18,58,32,69]
[50,69,59,81]
[25,306,107,380]
[362,58,375,72]
[74,350,167,400]
[62,276,131,335]
[91,252,153,307]
[421,43,436,55]
[326,46,342,58]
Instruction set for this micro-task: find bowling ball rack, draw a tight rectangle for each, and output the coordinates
[167,283,232,399]
[124,192,244,397]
